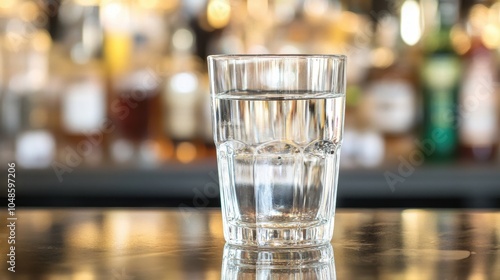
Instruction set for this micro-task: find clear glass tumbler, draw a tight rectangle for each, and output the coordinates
[208,55,346,247]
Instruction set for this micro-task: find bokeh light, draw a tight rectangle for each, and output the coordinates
[207,0,231,29]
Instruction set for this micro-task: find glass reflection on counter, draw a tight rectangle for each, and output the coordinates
[221,244,335,280]
[2,210,500,279]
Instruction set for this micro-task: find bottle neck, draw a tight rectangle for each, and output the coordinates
[426,0,459,53]
[438,0,459,30]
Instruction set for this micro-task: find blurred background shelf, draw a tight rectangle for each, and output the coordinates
[13,162,500,208]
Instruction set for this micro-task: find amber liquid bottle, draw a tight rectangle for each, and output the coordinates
[104,30,163,165]
[58,60,107,166]
[108,64,162,164]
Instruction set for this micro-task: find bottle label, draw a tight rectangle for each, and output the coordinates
[164,72,199,140]
[62,81,105,134]
[460,54,498,146]
[365,80,416,134]
[16,130,55,168]
[423,57,461,90]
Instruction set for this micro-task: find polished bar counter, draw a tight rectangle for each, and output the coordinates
[1,209,499,279]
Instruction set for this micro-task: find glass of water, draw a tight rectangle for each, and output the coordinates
[208,55,346,247]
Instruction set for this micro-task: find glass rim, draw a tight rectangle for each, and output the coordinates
[208,54,347,60]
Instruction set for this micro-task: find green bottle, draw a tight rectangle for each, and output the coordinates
[421,0,462,161]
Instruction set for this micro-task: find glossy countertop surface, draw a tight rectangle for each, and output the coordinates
[1,208,499,279]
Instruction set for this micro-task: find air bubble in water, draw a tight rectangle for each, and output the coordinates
[304,140,337,157]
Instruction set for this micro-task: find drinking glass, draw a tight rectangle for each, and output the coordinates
[208,55,346,247]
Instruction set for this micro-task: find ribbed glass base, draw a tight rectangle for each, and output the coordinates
[224,219,334,247]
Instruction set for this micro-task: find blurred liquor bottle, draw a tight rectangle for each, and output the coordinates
[58,58,107,166]
[163,57,206,163]
[161,14,207,163]
[11,86,56,169]
[5,31,56,168]
[103,2,164,165]
[458,4,498,161]
[107,40,163,165]
[362,15,417,165]
[54,4,107,166]
[421,0,462,161]
[0,2,56,167]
